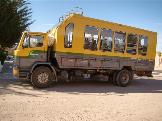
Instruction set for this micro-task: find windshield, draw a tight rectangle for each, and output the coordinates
[23,35,30,48]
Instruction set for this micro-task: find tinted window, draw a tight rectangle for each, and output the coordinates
[100,29,113,51]
[64,23,74,48]
[127,34,138,54]
[114,32,126,53]
[138,35,148,56]
[84,26,99,51]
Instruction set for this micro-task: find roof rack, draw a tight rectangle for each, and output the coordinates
[59,7,83,22]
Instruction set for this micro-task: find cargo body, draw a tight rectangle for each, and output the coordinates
[13,14,157,88]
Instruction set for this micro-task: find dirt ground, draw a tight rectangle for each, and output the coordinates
[0,67,162,121]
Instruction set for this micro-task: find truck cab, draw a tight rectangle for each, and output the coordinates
[13,32,49,79]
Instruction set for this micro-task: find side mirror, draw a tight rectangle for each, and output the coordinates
[22,44,25,49]
[22,42,29,49]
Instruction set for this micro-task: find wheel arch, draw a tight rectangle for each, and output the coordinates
[30,62,57,81]
[122,66,133,70]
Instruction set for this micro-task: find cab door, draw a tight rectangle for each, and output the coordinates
[19,33,47,69]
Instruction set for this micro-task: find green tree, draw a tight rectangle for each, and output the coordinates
[0,45,7,65]
[0,0,34,48]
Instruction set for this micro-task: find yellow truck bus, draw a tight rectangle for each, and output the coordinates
[13,13,157,88]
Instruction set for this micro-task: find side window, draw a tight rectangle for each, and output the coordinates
[64,23,74,48]
[84,26,99,51]
[114,32,126,53]
[100,29,113,51]
[138,35,148,56]
[30,35,44,48]
[23,35,30,48]
[23,34,43,48]
[127,34,138,54]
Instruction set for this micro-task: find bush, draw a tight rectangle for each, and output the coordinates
[0,49,7,65]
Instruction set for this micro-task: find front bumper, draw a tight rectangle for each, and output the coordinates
[13,66,29,80]
[13,66,19,78]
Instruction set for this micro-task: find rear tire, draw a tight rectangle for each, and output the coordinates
[31,66,56,88]
[112,71,119,85]
[116,69,132,87]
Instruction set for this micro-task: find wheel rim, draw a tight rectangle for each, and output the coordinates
[37,72,49,84]
[121,72,129,84]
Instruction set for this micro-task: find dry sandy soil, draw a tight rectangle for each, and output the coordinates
[0,67,162,121]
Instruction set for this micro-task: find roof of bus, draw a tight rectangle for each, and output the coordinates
[68,14,156,34]
[23,31,46,35]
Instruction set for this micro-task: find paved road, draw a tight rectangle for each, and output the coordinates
[0,63,162,121]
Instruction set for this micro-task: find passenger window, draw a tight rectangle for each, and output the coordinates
[30,35,44,48]
[64,23,74,48]
[100,29,113,51]
[127,34,138,54]
[114,32,126,53]
[138,35,148,56]
[84,26,99,51]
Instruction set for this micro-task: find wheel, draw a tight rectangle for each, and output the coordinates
[146,71,153,77]
[116,70,131,87]
[111,71,119,85]
[31,66,56,88]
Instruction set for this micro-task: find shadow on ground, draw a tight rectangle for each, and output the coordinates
[44,77,162,94]
[0,79,42,97]
[1,61,162,96]
[0,76,162,97]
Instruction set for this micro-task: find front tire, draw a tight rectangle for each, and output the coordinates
[116,70,132,87]
[31,66,55,88]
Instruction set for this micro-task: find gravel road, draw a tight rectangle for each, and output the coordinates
[0,65,162,121]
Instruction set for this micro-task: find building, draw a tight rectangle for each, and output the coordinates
[155,52,162,68]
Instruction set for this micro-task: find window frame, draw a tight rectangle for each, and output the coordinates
[114,31,126,53]
[126,33,138,55]
[22,34,44,48]
[64,23,74,48]
[84,25,99,51]
[138,35,148,56]
[29,35,44,48]
[100,28,113,52]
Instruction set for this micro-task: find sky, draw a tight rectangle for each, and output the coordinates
[29,0,162,51]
